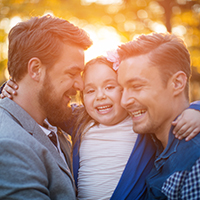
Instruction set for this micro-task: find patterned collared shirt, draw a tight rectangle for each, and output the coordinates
[162,157,200,199]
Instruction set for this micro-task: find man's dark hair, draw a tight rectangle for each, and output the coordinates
[8,15,93,81]
[117,33,191,98]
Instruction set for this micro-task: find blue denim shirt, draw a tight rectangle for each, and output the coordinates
[145,102,200,200]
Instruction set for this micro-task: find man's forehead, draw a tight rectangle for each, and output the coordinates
[118,56,154,83]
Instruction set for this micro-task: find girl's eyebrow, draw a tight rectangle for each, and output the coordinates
[103,78,118,84]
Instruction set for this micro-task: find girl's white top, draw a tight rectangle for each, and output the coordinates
[78,116,138,200]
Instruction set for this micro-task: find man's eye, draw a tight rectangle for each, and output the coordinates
[69,73,77,77]
[68,70,81,78]
[132,84,142,90]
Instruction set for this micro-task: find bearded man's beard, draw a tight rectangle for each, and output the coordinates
[38,76,72,126]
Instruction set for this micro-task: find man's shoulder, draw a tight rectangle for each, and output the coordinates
[160,131,200,170]
[0,106,22,133]
[0,98,27,124]
[179,132,200,148]
[169,134,200,170]
[0,119,39,151]
[0,106,43,150]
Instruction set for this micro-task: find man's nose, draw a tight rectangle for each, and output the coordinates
[121,89,135,109]
[74,75,83,91]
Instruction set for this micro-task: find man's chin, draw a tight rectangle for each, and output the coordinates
[132,125,148,135]
[47,106,72,126]
[64,105,73,118]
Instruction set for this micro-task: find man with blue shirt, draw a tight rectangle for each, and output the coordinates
[117,32,200,199]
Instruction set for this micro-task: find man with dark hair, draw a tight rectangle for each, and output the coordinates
[117,33,200,199]
[0,15,92,199]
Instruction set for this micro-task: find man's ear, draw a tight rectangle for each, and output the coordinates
[27,57,42,82]
[171,71,187,96]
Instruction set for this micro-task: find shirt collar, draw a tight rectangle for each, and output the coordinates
[152,125,180,171]
[39,118,58,136]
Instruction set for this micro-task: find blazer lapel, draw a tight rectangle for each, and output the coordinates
[57,127,73,173]
[0,98,75,188]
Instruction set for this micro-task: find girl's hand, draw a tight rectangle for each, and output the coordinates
[172,109,200,141]
[0,79,18,99]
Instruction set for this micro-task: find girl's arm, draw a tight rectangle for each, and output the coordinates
[0,79,18,99]
[172,107,200,141]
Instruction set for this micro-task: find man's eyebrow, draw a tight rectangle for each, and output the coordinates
[63,66,83,73]
[126,77,147,84]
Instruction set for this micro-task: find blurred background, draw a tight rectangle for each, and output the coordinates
[0,0,199,101]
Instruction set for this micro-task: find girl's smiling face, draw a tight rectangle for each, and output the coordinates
[83,62,128,126]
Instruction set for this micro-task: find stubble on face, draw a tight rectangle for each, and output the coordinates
[131,115,157,136]
[38,73,72,126]
[118,55,172,138]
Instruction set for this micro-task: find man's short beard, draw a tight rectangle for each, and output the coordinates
[38,74,72,126]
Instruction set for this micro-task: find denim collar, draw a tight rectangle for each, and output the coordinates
[151,125,180,171]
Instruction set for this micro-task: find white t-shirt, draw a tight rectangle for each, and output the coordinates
[78,116,137,200]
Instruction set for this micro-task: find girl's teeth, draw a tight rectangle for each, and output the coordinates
[97,105,111,111]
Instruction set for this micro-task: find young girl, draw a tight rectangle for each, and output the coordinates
[1,57,200,200]
[72,56,151,200]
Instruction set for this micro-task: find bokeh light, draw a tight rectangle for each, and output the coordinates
[82,0,122,5]
[83,25,122,62]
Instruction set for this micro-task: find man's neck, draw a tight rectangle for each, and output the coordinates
[156,100,190,149]
[13,83,46,126]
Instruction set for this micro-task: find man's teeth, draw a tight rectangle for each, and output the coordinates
[97,105,112,111]
[132,110,146,117]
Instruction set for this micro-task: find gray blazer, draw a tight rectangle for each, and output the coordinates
[0,98,76,200]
